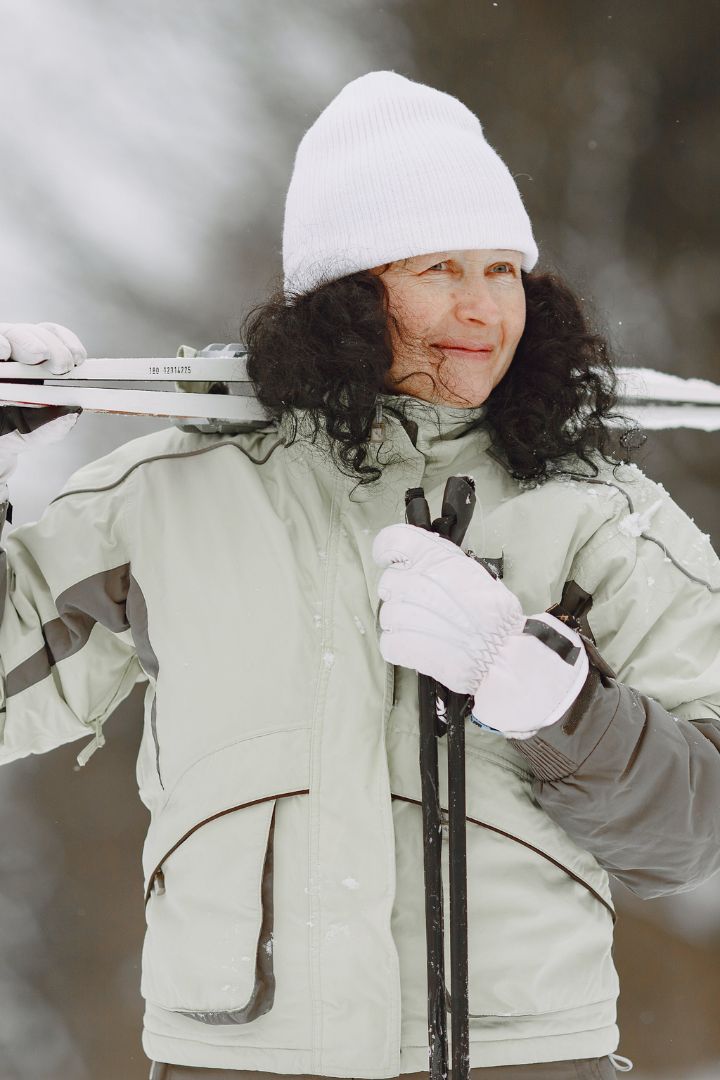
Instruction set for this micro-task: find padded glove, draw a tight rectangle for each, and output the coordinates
[373,523,589,740]
[0,322,86,492]
[0,321,87,376]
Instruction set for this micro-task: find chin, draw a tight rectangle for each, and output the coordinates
[440,387,490,408]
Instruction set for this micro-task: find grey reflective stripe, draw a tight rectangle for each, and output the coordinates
[126,573,163,787]
[523,617,581,665]
[177,806,277,1025]
[6,643,52,698]
[0,548,5,628]
[6,564,132,698]
[391,793,615,924]
[5,563,158,708]
[0,500,8,624]
[49,437,286,507]
[57,563,131,633]
[127,573,158,679]
[560,475,720,593]
[150,695,162,789]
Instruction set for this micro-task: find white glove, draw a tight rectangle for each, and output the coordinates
[0,322,86,491]
[0,321,87,375]
[373,523,589,740]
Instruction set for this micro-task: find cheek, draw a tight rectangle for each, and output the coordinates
[388,289,439,345]
[506,295,526,345]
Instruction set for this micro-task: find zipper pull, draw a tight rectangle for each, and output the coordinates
[76,718,106,767]
[370,401,384,443]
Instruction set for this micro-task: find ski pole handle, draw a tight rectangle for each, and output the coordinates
[405,475,476,543]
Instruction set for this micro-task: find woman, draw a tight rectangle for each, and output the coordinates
[1,71,719,1080]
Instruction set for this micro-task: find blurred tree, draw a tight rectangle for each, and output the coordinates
[400,2,720,1075]
[0,1,411,1076]
[402,0,720,540]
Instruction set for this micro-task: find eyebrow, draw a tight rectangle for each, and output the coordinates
[401,253,450,268]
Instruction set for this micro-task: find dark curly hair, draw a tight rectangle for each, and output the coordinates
[242,267,644,487]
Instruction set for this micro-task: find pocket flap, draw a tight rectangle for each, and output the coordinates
[142,797,277,1021]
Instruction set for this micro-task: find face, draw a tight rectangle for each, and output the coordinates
[372,249,526,407]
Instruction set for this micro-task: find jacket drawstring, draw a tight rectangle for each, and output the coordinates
[370,401,384,443]
[609,1052,634,1072]
[76,718,106,767]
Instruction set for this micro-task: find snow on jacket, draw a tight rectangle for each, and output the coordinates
[1,395,719,1075]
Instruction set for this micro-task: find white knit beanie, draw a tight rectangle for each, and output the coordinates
[282,70,538,296]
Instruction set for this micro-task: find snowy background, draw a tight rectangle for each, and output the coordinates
[1,1,719,1077]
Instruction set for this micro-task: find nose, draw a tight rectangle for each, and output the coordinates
[453,276,501,326]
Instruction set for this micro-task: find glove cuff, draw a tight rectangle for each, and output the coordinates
[471,612,589,739]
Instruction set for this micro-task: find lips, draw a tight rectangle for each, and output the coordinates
[434,341,494,353]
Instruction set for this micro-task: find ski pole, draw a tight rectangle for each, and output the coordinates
[405,475,476,1080]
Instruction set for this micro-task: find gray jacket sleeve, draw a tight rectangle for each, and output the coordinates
[512,635,720,900]
[0,471,144,766]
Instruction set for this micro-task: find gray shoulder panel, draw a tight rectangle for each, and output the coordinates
[6,564,132,698]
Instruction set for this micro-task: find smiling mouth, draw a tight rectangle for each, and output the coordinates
[435,344,494,355]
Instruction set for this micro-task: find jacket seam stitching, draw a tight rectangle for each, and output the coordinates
[48,438,286,506]
[308,470,342,1072]
[157,724,309,810]
[392,793,616,922]
[144,789,309,902]
[571,486,720,594]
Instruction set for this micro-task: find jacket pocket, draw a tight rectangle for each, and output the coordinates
[392,792,617,1024]
[141,795,277,1023]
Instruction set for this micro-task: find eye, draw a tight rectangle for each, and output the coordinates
[490,262,517,275]
[425,260,450,272]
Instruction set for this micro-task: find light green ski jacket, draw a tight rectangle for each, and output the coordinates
[1,395,719,1075]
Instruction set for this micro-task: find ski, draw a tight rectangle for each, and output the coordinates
[0,350,270,422]
[0,355,251,382]
[613,367,720,431]
[0,356,718,428]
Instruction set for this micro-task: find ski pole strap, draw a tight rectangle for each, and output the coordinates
[523,617,582,665]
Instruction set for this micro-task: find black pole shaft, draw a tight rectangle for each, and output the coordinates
[446,691,470,1080]
[418,671,449,1080]
[405,478,475,1080]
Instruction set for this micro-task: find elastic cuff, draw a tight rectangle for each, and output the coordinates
[510,668,622,780]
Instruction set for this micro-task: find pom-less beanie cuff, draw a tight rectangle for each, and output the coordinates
[282,71,538,296]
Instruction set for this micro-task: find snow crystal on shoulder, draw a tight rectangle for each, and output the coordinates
[618,498,664,538]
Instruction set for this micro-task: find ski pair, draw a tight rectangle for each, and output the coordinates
[3,354,720,428]
[404,476,477,1080]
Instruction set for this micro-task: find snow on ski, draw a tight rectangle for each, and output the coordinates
[613,367,720,431]
[0,357,718,428]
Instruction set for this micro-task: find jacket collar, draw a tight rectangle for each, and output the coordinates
[278,394,492,480]
[377,393,488,454]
